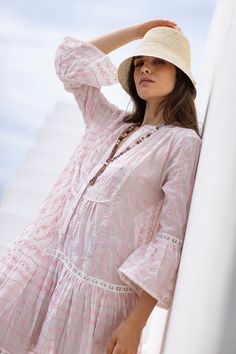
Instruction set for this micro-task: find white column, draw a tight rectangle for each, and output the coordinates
[160,0,236,353]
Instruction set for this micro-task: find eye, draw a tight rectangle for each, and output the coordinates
[134,59,165,67]
[134,61,143,67]
[154,59,165,64]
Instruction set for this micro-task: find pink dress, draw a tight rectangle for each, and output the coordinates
[0,36,202,354]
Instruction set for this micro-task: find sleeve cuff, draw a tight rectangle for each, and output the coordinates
[117,233,183,310]
[55,36,119,89]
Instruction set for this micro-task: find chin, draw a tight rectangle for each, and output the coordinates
[138,93,160,100]
[137,89,172,101]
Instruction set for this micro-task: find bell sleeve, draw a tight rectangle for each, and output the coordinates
[117,133,202,310]
[54,36,124,132]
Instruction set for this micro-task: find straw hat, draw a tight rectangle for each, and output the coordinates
[117,26,196,95]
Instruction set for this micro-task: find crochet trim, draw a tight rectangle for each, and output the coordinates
[157,232,183,248]
[47,248,134,294]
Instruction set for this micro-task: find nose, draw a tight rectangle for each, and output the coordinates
[141,63,151,74]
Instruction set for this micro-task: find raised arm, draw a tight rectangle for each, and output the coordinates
[55,19,178,134]
[88,19,178,54]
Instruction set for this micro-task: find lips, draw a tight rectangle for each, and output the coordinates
[140,80,153,85]
[139,77,154,85]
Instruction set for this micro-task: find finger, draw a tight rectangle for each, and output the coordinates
[106,337,117,354]
[159,19,177,24]
[150,18,177,25]
[165,21,178,26]
[111,345,119,354]
[164,23,178,28]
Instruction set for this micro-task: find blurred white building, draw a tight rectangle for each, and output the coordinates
[0,101,85,255]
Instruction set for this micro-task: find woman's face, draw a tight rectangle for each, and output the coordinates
[133,56,177,101]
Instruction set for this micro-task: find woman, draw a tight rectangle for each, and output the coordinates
[0,19,202,354]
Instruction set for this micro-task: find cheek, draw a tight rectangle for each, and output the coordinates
[133,71,139,86]
[168,67,176,84]
[160,68,176,88]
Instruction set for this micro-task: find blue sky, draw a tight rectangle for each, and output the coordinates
[0,0,217,200]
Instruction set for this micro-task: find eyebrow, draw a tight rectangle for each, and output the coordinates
[133,56,145,61]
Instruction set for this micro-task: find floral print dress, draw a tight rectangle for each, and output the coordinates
[0,36,202,354]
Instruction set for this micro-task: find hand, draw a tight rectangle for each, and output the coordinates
[137,19,181,38]
[106,319,143,354]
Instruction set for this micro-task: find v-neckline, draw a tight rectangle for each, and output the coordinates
[115,125,141,153]
[115,124,159,154]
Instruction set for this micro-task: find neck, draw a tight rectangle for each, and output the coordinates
[141,99,165,127]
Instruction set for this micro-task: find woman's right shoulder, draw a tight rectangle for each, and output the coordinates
[170,125,202,144]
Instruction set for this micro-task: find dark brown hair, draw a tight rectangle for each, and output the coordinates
[122,58,202,138]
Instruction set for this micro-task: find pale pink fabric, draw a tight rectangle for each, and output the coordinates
[0,36,202,354]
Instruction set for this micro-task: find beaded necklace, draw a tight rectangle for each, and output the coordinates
[88,121,167,185]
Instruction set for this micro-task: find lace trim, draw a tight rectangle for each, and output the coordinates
[0,345,10,354]
[47,249,134,294]
[157,232,183,248]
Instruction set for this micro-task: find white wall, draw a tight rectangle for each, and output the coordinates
[159,0,236,353]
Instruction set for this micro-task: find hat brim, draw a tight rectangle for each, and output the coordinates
[117,49,196,96]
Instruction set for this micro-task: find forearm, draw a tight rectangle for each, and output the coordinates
[88,19,178,54]
[88,24,141,54]
[126,289,158,330]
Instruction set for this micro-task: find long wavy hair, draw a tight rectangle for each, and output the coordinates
[122,58,202,138]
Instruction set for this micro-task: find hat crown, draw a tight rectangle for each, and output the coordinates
[135,26,191,66]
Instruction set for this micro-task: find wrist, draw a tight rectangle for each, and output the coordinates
[126,24,143,41]
[125,289,158,330]
[126,313,146,331]
[135,23,145,39]
[126,305,150,331]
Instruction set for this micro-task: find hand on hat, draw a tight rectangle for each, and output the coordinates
[137,19,182,38]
